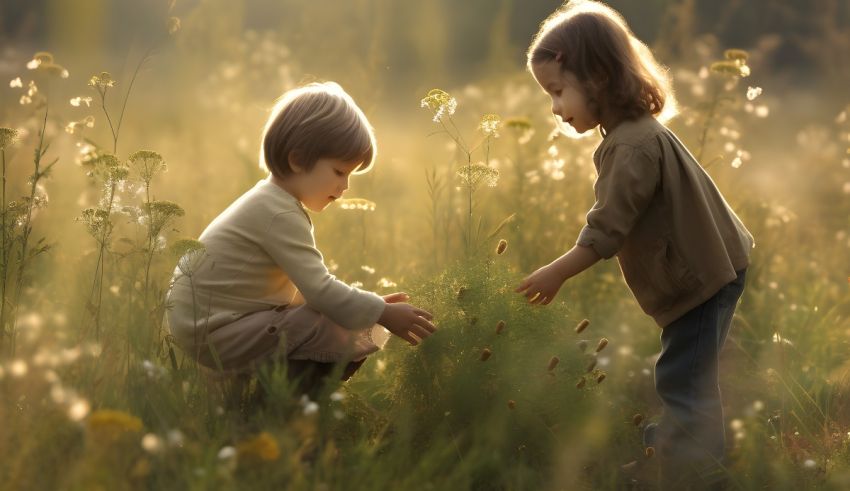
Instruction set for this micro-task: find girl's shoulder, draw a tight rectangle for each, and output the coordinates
[595,115,665,163]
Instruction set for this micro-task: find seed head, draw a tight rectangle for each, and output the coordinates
[479,114,501,137]
[0,128,19,150]
[496,239,508,255]
[632,413,644,426]
[576,377,586,389]
[495,320,505,334]
[547,356,560,372]
[596,372,606,384]
[595,337,609,353]
[457,163,499,188]
[575,319,590,333]
[507,400,516,410]
[479,348,492,361]
[420,89,457,122]
[645,446,655,458]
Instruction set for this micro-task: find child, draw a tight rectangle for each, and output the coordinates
[516,0,754,487]
[165,82,436,389]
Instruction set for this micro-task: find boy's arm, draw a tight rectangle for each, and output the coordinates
[516,245,601,305]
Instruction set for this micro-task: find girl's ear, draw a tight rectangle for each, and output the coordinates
[287,151,304,174]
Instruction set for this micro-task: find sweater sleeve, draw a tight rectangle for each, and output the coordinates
[576,144,660,259]
[264,210,386,330]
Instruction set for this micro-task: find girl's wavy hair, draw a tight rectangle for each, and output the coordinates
[260,81,376,177]
[527,0,677,124]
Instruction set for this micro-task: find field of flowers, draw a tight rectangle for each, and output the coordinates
[1,1,850,489]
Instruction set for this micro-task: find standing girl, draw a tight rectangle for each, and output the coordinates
[516,1,754,487]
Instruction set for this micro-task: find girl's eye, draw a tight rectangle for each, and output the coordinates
[553,89,562,96]
[334,170,345,177]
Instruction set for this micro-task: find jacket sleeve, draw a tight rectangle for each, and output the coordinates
[264,210,385,330]
[576,144,660,259]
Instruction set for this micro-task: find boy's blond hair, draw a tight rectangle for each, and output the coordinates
[260,82,376,177]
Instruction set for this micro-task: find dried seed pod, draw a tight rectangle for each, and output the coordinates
[496,239,508,255]
[575,319,590,333]
[507,399,516,410]
[480,348,492,361]
[596,373,606,384]
[645,447,655,458]
[595,337,609,353]
[547,356,560,372]
[496,320,506,335]
[633,414,644,426]
[576,377,586,389]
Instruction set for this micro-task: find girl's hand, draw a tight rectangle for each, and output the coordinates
[378,303,436,346]
[515,263,566,305]
[382,292,410,304]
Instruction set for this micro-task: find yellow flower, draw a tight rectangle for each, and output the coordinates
[89,71,117,90]
[236,431,280,462]
[479,114,501,136]
[457,163,499,188]
[86,409,143,446]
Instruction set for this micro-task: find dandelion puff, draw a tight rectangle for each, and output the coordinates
[595,338,609,353]
[575,319,590,333]
[496,239,507,255]
[479,348,492,361]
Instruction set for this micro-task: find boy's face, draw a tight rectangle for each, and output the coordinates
[288,157,361,212]
[531,61,599,134]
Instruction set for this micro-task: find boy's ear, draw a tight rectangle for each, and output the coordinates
[287,151,304,174]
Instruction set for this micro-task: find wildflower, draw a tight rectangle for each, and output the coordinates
[0,128,19,150]
[236,432,280,462]
[495,320,505,334]
[547,356,560,371]
[710,60,750,78]
[141,433,163,453]
[507,399,516,410]
[86,409,143,445]
[171,239,206,275]
[576,377,586,389]
[88,71,117,91]
[70,96,93,107]
[144,200,185,237]
[479,114,501,137]
[595,337,609,353]
[496,239,507,255]
[724,49,748,62]
[337,198,376,211]
[68,398,91,421]
[167,17,181,35]
[457,162,499,188]
[361,265,375,274]
[10,359,28,377]
[420,89,457,122]
[632,414,644,426]
[9,77,22,88]
[77,208,112,239]
[129,150,167,184]
[479,348,492,361]
[575,319,590,333]
[746,86,762,101]
[731,156,742,168]
[376,277,397,288]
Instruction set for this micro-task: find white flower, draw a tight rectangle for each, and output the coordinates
[330,391,345,402]
[142,433,163,453]
[746,86,762,101]
[68,398,91,421]
[217,446,237,460]
[9,77,22,88]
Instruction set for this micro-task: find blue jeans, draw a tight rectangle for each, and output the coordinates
[651,268,747,485]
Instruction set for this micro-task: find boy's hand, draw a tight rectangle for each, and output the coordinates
[382,292,410,304]
[378,303,436,346]
[515,263,566,305]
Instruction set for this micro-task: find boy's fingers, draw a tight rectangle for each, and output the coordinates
[415,317,437,333]
[414,309,434,321]
[515,281,530,293]
[410,324,432,340]
[400,331,419,346]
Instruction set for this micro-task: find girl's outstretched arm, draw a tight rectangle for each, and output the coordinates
[516,244,601,305]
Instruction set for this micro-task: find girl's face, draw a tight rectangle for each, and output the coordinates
[531,61,600,134]
[283,157,361,212]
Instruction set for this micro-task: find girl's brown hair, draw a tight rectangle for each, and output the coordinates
[527,0,676,124]
[260,82,376,178]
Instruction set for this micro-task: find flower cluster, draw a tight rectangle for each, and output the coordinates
[457,163,500,188]
[420,89,457,122]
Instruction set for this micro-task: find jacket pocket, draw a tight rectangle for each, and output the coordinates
[657,238,700,295]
